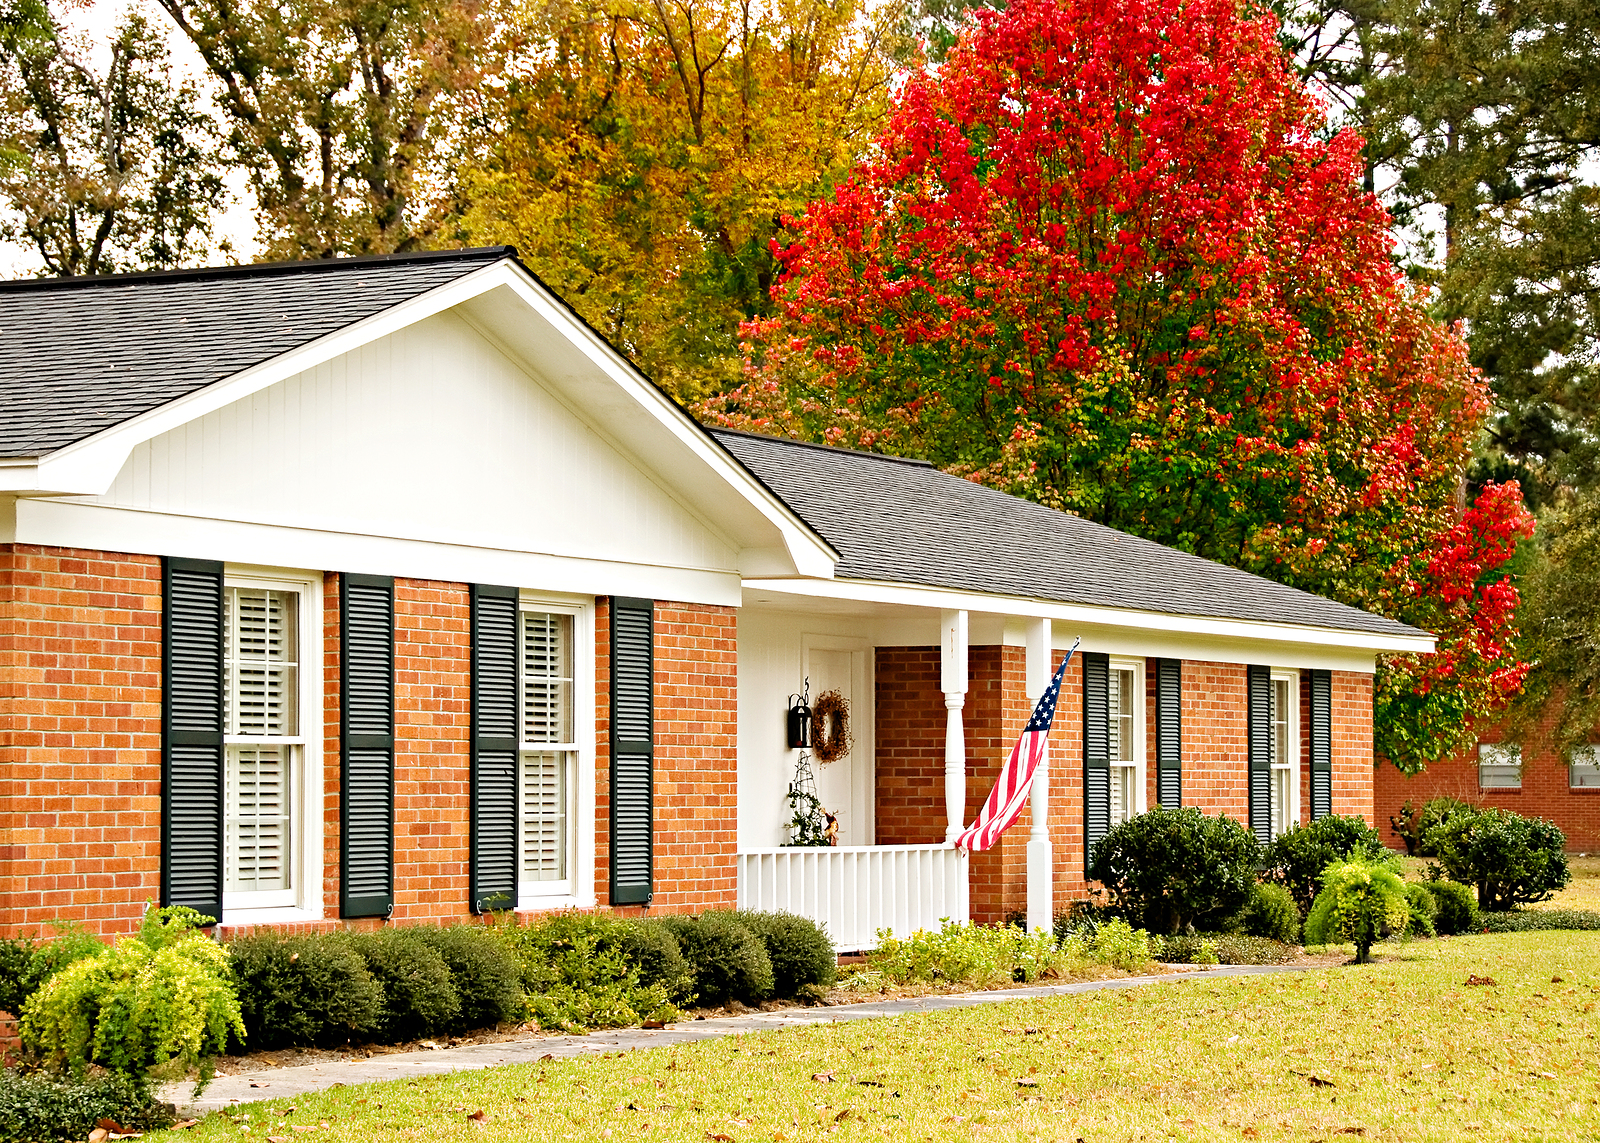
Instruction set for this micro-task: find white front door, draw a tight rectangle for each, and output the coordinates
[804,638,874,846]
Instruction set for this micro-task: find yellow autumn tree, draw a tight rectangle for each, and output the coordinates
[444,0,909,401]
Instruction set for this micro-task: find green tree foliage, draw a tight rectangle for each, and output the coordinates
[0,0,222,275]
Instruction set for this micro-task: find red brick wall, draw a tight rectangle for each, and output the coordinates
[964,647,1029,924]
[1331,672,1374,824]
[0,545,163,937]
[1180,660,1249,820]
[873,647,946,845]
[593,599,740,914]
[1373,709,1600,850]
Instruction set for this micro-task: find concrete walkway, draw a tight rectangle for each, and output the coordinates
[168,964,1316,1114]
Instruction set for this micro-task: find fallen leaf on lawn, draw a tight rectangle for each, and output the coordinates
[642,1019,667,1029]
[1333,1129,1366,1136]
[540,1053,555,1061]
[1292,1071,1335,1088]
[278,1108,295,1117]
[1552,976,1564,983]
[811,1072,835,1083]
[174,1121,200,1131]
[1016,1079,1039,1088]
[467,1111,486,1122]
[1534,1072,1557,1080]
[705,1134,735,1142]
[88,1130,109,1143]
[290,1125,318,1132]
[266,1136,290,1142]
[1181,1120,1197,1128]
[97,1120,130,1133]
[834,1110,852,1122]
[1242,1128,1259,1138]
[1464,975,1497,987]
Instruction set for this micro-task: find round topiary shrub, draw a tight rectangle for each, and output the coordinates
[1425,806,1570,911]
[1088,806,1260,935]
[619,920,695,1004]
[343,929,460,1042]
[1240,881,1301,944]
[228,930,384,1049]
[1423,878,1479,935]
[1303,848,1410,963]
[730,911,837,997]
[657,914,774,1006]
[408,925,524,1032]
[1263,815,1385,914]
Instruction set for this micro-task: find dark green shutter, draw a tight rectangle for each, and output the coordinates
[1247,664,1272,844]
[341,574,395,918]
[471,584,519,912]
[1309,668,1332,820]
[1155,658,1182,808]
[161,557,225,924]
[1082,651,1110,866]
[610,598,654,906]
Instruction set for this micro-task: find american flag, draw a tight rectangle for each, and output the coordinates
[955,640,1078,854]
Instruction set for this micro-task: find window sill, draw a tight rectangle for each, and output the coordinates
[221,905,326,927]
[516,894,596,914]
[1479,787,1522,794]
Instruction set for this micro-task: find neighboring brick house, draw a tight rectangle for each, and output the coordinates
[0,249,1432,946]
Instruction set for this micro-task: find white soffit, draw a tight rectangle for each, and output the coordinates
[4,260,838,580]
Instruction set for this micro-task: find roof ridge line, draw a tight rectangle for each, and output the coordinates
[710,426,936,468]
[0,246,517,294]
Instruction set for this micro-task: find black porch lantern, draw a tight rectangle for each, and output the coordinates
[786,693,813,749]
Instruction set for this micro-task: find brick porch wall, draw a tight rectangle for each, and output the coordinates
[1373,708,1600,850]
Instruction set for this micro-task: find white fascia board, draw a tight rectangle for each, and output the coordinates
[2,259,841,580]
[741,575,1436,655]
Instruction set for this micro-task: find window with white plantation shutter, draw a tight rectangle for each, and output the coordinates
[521,609,576,893]
[1108,664,1140,827]
[1268,671,1299,838]
[224,582,304,909]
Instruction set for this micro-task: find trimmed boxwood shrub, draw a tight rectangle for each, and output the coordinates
[1426,807,1571,911]
[343,930,460,1041]
[1240,881,1301,944]
[1391,795,1475,857]
[1209,934,1298,965]
[0,1070,171,1143]
[1088,806,1259,934]
[492,911,677,1030]
[619,921,695,1004]
[657,914,774,1006]
[1477,908,1600,932]
[408,925,524,1032]
[1263,815,1385,914]
[1425,879,1479,935]
[228,930,383,1049]
[727,911,836,997]
[1405,882,1437,937]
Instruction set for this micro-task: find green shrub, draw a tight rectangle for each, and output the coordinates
[408,925,524,1031]
[343,929,460,1042]
[618,921,695,1004]
[1086,920,1152,971]
[1051,899,1121,944]
[1240,881,1301,943]
[227,930,383,1049]
[1209,934,1298,965]
[0,1069,172,1143]
[493,912,678,1030]
[1391,796,1475,857]
[1263,815,1385,914]
[1426,807,1571,911]
[658,914,775,1006]
[728,912,837,997]
[1424,878,1479,935]
[1477,908,1600,932]
[869,921,1067,986]
[1404,883,1437,937]
[21,906,242,1091]
[0,927,107,1018]
[1302,847,1411,963]
[1151,933,1219,965]
[1088,807,1259,934]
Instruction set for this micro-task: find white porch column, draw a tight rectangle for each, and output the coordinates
[1025,618,1054,932]
[941,609,969,843]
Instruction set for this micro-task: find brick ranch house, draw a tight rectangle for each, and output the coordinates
[0,248,1434,948]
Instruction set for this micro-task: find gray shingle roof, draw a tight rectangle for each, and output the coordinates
[713,429,1427,639]
[0,248,509,458]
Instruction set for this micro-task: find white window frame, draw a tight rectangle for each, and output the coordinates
[1571,745,1600,789]
[1479,742,1522,788]
[1269,669,1300,838]
[222,566,323,924]
[517,592,597,910]
[1108,657,1146,825]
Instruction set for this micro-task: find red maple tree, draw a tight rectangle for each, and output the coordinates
[704,0,1533,772]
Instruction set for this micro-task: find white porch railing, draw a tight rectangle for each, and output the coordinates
[736,844,969,952]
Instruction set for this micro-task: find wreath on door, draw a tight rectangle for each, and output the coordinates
[812,690,852,764]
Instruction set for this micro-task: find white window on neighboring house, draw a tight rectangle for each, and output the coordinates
[1570,745,1600,789]
[223,575,317,913]
[1108,660,1145,826]
[1270,671,1299,838]
[520,607,580,899]
[1479,743,1522,788]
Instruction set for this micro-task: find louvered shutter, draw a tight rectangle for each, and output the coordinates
[1309,669,1332,820]
[1082,652,1111,866]
[1247,664,1272,844]
[471,585,518,912]
[341,574,395,918]
[1155,658,1182,808]
[162,557,225,923]
[610,598,654,906]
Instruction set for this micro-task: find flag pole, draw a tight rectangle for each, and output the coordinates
[1027,634,1080,933]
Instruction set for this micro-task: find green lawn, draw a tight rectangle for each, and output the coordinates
[161,932,1600,1143]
